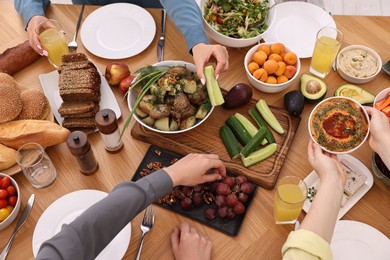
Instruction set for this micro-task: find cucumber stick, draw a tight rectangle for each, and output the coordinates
[220,125,241,159]
[256,99,284,134]
[248,108,276,143]
[204,65,225,106]
[235,112,267,145]
[225,115,252,146]
[241,143,278,167]
[240,128,266,158]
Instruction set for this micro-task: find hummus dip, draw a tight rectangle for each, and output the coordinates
[310,98,369,153]
[339,48,378,78]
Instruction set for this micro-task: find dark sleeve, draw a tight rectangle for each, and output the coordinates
[35,169,173,260]
[14,0,51,29]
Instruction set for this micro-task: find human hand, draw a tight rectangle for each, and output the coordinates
[164,153,226,187]
[26,15,49,56]
[307,140,345,187]
[364,106,390,155]
[171,222,212,260]
[192,43,229,85]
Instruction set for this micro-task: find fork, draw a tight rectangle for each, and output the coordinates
[68,4,85,52]
[135,206,154,260]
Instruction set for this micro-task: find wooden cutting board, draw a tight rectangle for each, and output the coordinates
[131,99,300,189]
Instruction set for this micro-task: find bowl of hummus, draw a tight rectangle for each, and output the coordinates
[308,97,370,154]
[337,45,382,84]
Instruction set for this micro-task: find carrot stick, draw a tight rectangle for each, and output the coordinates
[375,99,386,110]
[382,106,390,116]
[377,95,390,111]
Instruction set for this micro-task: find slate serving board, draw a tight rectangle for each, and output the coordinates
[131,145,258,236]
[131,97,300,189]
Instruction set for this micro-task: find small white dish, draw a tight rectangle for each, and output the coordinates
[80,3,156,59]
[303,154,373,220]
[262,1,336,58]
[331,220,390,260]
[32,190,131,259]
[39,67,121,125]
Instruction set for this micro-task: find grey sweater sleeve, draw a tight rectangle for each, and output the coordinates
[36,169,173,260]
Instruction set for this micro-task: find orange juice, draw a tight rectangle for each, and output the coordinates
[39,27,68,68]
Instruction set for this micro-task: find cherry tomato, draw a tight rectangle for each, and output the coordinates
[6,186,16,196]
[0,176,11,189]
[216,17,224,24]
[8,196,17,207]
[0,189,7,199]
[0,208,10,221]
[5,205,14,213]
[0,199,7,209]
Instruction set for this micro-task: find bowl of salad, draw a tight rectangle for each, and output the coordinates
[200,0,276,48]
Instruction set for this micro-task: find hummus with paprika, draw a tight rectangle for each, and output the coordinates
[338,47,378,78]
[309,98,369,153]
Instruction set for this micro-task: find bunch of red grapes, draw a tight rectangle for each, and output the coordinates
[173,175,253,220]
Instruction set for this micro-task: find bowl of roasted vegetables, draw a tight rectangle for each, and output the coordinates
[126,61,214,134]
[200,0,276,48]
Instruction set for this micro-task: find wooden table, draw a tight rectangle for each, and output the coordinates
[1,1,390,259]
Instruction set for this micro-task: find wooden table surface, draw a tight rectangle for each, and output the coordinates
[1,1,390,259]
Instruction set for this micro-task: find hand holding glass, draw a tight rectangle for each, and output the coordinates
[310,26,343,78]
[16,143,57,188]
[274,176,307,224]
[35,19,69,69]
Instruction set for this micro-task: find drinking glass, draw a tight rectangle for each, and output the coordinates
[16,142,57,188]
[309,26,343,78]
[274,176,307,224]
[35,19,69,69]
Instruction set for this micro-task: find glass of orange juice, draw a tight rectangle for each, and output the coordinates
[309,26,343,78]
[35,19,69,69]
[274,176,307,224]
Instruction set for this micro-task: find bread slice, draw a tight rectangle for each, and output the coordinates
[62,117,96,128]
[60,88,101,102]
[61,53,90,63]
[63,104,100,118]
[58,101,96,116]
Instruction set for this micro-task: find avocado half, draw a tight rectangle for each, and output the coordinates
[300,73,327,102]
[334,84,375,105]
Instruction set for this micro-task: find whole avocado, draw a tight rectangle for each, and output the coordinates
[284,90,305,116]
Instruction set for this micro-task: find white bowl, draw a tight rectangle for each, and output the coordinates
[200,0,276,48]
[373,87,390,107]
[244,42,301,93]
[0,173,21,231]
[336,45,382,84]
[308,96,370,154]
[127,60,214,134]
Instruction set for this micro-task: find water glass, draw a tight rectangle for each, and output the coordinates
[274,176,307,224]
[309,26,343,78]
[35,19,69,69]
[16,142,57,188]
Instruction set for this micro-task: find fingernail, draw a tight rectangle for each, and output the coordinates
[216,74,220,80]
[42,50,48,56]
[37,45,42,50]
[217,175,222,180]
[201,78,206,85]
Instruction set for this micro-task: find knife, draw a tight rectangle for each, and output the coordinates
[157,9,167,62]
[0,194,35,260]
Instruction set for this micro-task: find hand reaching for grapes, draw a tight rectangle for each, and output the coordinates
[171,222,212,260]
[164,153,226,187]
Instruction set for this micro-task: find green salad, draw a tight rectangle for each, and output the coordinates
[203,0,270,39]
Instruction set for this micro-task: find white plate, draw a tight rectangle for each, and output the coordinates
[303,154,373,219]
[80,3,156,59]
[331,220,390,260]
[39,67,121,125]
[32,190,131,259]
[262,2,336,58]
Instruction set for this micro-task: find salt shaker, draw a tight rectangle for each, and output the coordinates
[66,131,99,175]
[95,109,124,153]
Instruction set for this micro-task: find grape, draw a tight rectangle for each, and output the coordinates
[236,175,248,184]
[180,197,192,210]
[226,207,236,219]
[193,184,203,193]
[193,192,204,207]
[217,207,228,218]
[227,193,238,207]
[182,186,193,197]
[216,183,231,195]
[238,192,248,203]
[215,195,227,207]
[231,184,240,194]
[210,182,218,193]
[221,176,235,188]
[240,182,253,194]
[233,202,246,215]
[205,207,216,220]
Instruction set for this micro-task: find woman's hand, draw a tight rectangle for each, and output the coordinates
[364,106,390,155]
[192,43,229,85]
[171,222,212,260]
[164,153,226,187]
[26,15,48,56]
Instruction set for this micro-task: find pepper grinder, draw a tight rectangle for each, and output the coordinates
[66,131,99,175]
[95,109,124,153]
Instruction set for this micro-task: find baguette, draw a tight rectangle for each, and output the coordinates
[0,143,16,171]
[0,41,40,75]
[0,120,70,149]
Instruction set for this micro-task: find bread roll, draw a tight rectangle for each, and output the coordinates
[0,41,40,75]
[17,89,50,120]
[0,83,22,123]
[0,120,70,149]
[0,143,16,171]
